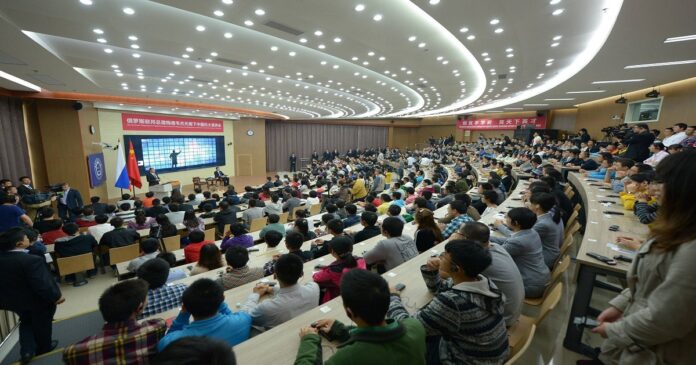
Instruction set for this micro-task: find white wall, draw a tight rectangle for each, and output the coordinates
[98,109,235,199]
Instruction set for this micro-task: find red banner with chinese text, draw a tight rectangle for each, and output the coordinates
[121,113,224,132]
[456,116,546,130]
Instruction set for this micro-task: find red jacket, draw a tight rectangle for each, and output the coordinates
[312,257,366,303]
[42,229,67,245]
[184,240,215,263]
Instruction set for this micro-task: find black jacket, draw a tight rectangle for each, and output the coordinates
[623,131,655,162]
[353,226,381,244]
[146,205,169,218]
[55,235,97,257]
[89,202,109,216]
[99,228,141,248]
[214,208,238,233]
[0,251,61,311]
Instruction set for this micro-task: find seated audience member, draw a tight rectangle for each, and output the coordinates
[421,190,436,211]
[99,217,141,249]
[213,201,237,235]
[387,240,509,364]
[284,231,313,262]
[387,204,406,224]
[353,211,381,243]
[620,173,653,211]
[157,278,252,350]
[41,219,67,245]
[23,228,47,258]
[221,223,254,251]
[480,190,499,218]
[311,219,345,258]
[182,210,204,233]
[376,193,393,215]
[414,208,444,253]
[88,196,109,216]
[342,204,360,227]
[217,246,265,290]
[141,192,155,208]
[153,337,237,365]
[116,193,136,210]
[242,254,320,330]
[152,214,178,239]
[32,207,59,233]
[157,252,188,283]
[74,207,97,228]
[190,244,224,275]
[282,191,302,213]
[364,217,418,272]
[452,222,524,327]
[440,200,474,240]
[263,194,283,216]
[306,190,320,208]
[259,214,285,239]
[164,203,185,225]
[184,230,214,263]
[137,258,187,318]
[528,192,565,268]
[261,230,285,275]
[87,214,114,243]
[127,238,161,273]
[293,218,317,241]
[128,211,155,230]
[633,179,661,224]
[115,203,136,221]
[325,204,341,221]
[63,279,166,365]
[199,191,217,210]
[198,204,216,219]
[313,236,366,303]
[295,270,426,365]
[242,199,264,228]
[491,208,550,298]
[146,199,169,218]
[54,223,98,279]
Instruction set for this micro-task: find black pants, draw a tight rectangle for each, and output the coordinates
[290,163,296,172]
[17,305,56,356]
[426,336,442,365]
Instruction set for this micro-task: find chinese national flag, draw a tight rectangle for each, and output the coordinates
[127,141,142,188]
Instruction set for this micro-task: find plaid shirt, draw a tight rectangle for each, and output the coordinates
[140,283,187,318]
[442,214,473,239]
[63,319,166,365]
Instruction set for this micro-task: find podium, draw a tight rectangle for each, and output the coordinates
[149,182,172,199]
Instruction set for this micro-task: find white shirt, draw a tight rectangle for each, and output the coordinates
[241,282,320,329]
[165,211,185,225]
[306,197,320,207]
[532,136,543,146]
[407,156,416,166]
[643,150,670,167]
[662,131,687,146]
[88,223,114,243]
[60,188,69,205]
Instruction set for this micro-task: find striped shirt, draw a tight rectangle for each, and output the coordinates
[140,283,187,318]
[442,214,473,239]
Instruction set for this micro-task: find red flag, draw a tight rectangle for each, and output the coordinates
[127,141,142,188]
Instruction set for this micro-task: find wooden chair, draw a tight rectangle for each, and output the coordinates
[287,207,297,222]
[558,233,576,259]
[108,244,140,265]
[278,211,289,224]
[528,282,563,326]
[566,210,579,231]
[192,177,202,190]
[525,255,570,306]
[204,228,216,242]
[566,189,575,200]
[56,253,95,285]
[308,203,321,216]
[249,217,267,232]
[573,203,581,213]
[564,221,580,242]
[161,235,181,253]
[505,322,536,365]
[206,177,217,189]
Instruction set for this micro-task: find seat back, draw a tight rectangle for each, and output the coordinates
[559,233,575,259]
[287,207,297,222]
[249,217,267,232]
[204,228,216,242]
[108,244,140,264]
[566,190,575,200]
[564,221,580,241]
[308,203,321,216]
[278,212,289,224]
[535,282,563,326]
[550,255,570,284]
[566,210,579,230]
[161,235,180,252]
[573,203,581,213]
[505,323,536,365]
[56,253,95,276]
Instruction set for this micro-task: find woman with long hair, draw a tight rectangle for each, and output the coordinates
[190,243,223,275]
[183,210,204,232]
[593,150,696,364]
[127,211,154,230]
[312,236,366,303]
[152,214,178,239]
[293,218,316,241]
[528,192,564,268]
[414,208,444,253]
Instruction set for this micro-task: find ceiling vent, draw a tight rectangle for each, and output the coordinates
[497,74,507,80]
[215,57,246,66]
[264,20,304,36]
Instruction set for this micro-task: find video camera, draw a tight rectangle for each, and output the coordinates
[601,123,632,139]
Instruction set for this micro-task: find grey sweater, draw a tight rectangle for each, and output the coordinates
[364,235,418,271]
[491,228,550,298]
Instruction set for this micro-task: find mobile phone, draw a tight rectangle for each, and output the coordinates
[609,225,620,231]
[613,255,633,263]
[311,321,337,341]
[394,283,406,292]
[607,195,621,198]
[598,200,616,204]
[247,248,260,252]
[603,211,625,215]
[585,180,598,182]
[511,198,522,201]
[587,252,617,265]
[573,316,599,329]
[314,264,327,270]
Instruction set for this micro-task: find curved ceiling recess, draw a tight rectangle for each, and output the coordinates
[0,0,622,119]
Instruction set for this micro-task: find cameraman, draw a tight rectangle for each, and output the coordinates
[616,123,655,162]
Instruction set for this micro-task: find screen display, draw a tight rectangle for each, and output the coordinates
[125,135,225,173]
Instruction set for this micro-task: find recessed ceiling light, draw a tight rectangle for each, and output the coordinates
[429,0,441,4]
[355,4,365,12]
[182,54,190,58]
[250,61,257,65]
[490,18,500,25]
[373,14,383,21]
[222,0,233,4]
[566,90,605,94]
[96,38,107,43]
[299,38,308,43]
[484,57,491,62]
[551,42,560,47]
[552,8,564,15]
[213,10,224,17]
[547,58,554,62]
[255,8,265,15]
[553,35,563,41]
[93,28,104,34]
[111,64,119,68]
[79,0,93,5]
[378,56,386,61]
[418,42,427,48]
[318,44,326,49]
[481,52,489,56]
[459,27,469,33]
[130,44,140,49]
[196,25,206,31]
[314,30,323,36]
[320,61,327,65]
[210,52,218,57]
[103,48,113,53]
[664,34,696,43]
[333,65,339,69]
[128,35,138,41]
[467,35,476,40]
[549,0,561,4]
[122,7,135,15]
[624,59,696,68]
[185,47,194,52]
[173,61,181,65]
[244,20,254,26]
[507,53,514,58]
[132,53,140,58]
[195,64,202,69]
[270,46,278,51]
[333,37,342,43]
[289,51,296,56]
[494,28,504,34]
[591,79,646,84]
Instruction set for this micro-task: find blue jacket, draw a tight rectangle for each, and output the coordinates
[157,302,252,351]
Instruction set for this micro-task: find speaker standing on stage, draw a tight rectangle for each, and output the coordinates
[58,182,83,222]
[169,150,181,168]
[289,153,297,172]
[146,168,160,187]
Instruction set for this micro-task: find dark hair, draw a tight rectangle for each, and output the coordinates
[651,150,696,249]
[460,222,490,244]
[189,230,205,243]
[99,279,149,323]
[182,279,224,318]
[140,238,160,254]
[380,193,392,203]
[340,270,389,326]
[95,214,109,224]
[449,200,467,214]
[616,158,635,169]
[198,244,223,271]
[90,196,101,203]
[629,172,652,184]
[110,217,124,228]
[274,254,304,285]
[230,222,247,236]
[326,204,337,213]
[674,122,687,130]
[391,191,402,200]
[0,227,27,251]
[157,252,177,267]
[329,236,357,268]
[345,204,357,215]
[363,203,377,212]
[267,214,280,224]
[284,231,305,250]
[218,201,230,210]
[23,227,39,243]
[530,192,561,223]
[387,204,401,216]
[327,219,344,234]
[62,222,79,235]
[454,192,472,207]
[154,337,237,365]
[445,240,492,277]
[136,258,170,289]
[224,246,249,268]
[481,190,498,204]
[264,230,283,247]
[381,216,404,237]
[507,207,537,230]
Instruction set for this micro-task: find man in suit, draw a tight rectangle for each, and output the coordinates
[17,176,53,204]
[146,168,160,187]
[289,153,297,172]
[0,227,64,362]
[58,183,83,222]
[620,123,656,162]
[311,150,319,161]
[214,167,229,186]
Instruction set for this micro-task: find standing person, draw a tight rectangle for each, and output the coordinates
[289,153,297,172]
[370,169,385,195]
[593,151,696,365]
[169,149,181,168]
[57,182,83,222]
[620,123,656,162]
[146,168,160,187]
[0,227,64,362]
[0,194,32,232]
